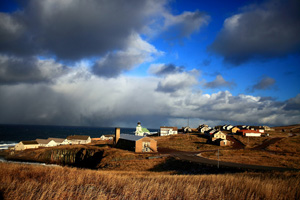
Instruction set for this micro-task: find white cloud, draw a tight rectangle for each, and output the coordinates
[1,67,298,127]
[156,70,199,93]
[92,33,163,77]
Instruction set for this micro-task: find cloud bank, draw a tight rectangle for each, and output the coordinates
[0,68,299,128]
[209,0,300,65]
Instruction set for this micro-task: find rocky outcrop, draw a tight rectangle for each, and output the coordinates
[7,147,105,169]
[40,148,104,168]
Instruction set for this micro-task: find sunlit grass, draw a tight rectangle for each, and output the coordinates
[0,163,299,200]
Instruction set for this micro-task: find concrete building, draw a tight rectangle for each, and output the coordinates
[14,140,39,151]
[160,126,178,136]
[115,128,157,152]
[66,135,91,144]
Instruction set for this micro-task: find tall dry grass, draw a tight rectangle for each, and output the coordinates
[0,162,299,200]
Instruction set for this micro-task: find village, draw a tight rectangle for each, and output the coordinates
[12,121,274,153]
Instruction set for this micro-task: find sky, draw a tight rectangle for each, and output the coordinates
[0,0,299,128]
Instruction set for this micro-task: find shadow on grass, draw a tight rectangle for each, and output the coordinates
[92,144,112,148]
[149,157,246,175]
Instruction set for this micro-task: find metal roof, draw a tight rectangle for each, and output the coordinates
[67,135,90,140]
[36,139,51,144]
[48,138,66,143]
[119,134,144,141]
[22,140,39,145]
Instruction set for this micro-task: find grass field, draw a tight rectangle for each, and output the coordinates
[200,149,300,169]
[0,162,299,200]
[153,134,231,151]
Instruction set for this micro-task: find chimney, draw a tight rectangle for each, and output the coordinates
[114,127,120,145]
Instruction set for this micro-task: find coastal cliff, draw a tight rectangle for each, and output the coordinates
[6,146,106,168]
[42,148,105,168]
[4,145,156,169]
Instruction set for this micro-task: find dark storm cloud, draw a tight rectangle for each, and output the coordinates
[204,75,235,89]
[162,10,210,41]
[0,12,38,56]
[148,63,184,76]
[247,77,276,92]
[92,51,142,78]
[0,0,166,60]
[283,94,300,111]
[0,55,68,84]
[208,0,300,65]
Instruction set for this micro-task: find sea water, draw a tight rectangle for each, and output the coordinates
[0,124,158,150]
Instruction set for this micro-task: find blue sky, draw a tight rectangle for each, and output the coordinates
[0,0,299,128]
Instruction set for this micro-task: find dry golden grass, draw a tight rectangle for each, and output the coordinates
[153,134,231,151]
[232,135,268,148]
[201,149,300,169]
[267,135,300,153]
[0,162,299,200]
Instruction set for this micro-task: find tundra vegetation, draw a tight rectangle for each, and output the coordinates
[0,125,299,199]
[0,163,299,200]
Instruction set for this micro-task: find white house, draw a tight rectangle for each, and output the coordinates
[212,131,227,141]
[160,127,178,136]
[100,135,113,140]
[48,138,70,145]
[226,125,233,131]
[14,140,39,151]
[237,130,261,137]
[66,135,91,144]
[36,139,57,147]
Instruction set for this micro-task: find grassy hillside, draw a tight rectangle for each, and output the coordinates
[0,162,299,200]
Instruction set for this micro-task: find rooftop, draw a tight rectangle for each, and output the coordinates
[67,135,90,140]
[120,134,144,141]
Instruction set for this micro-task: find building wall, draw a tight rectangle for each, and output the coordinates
[15,142,39,150]
[69,138,91,144]
[160,127,178,136]
[245,133,261,137]
[24,144,39,149]
[46,140,57,147]
[135,137,157,152]
[14,142,24,151]
[116,139,136,151]
[231,127,240,133]
[220,140,231,146]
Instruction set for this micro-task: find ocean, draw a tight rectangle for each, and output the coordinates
[0,124,159,150]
